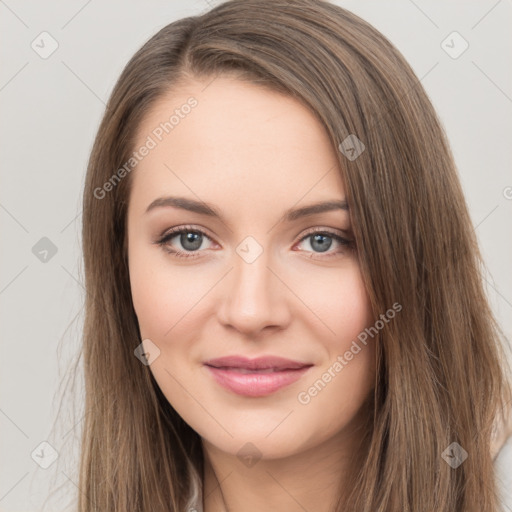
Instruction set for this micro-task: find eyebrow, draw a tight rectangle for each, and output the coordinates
[145,195,349,223]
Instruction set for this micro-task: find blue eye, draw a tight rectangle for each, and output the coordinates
[155,225,354,260]
[156,225,212,259]
[295,230,353,259]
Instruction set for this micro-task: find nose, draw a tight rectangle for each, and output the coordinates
[216,247,292,337]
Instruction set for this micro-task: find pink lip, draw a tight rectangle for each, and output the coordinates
[203,355,313,397]
[204,366,312,397]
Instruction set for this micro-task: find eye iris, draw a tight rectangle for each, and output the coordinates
[311,233,332,253]
[181,231,202,251]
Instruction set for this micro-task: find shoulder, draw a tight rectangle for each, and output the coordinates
[491,402,512,460]
[493,411,512,512]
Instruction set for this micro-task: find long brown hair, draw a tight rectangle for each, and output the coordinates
[78,0,512,510]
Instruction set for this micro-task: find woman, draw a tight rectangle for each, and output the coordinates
[79,0,512,510]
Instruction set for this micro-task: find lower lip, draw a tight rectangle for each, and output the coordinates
[204,365,312,397]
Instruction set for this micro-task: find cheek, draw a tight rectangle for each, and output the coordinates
[129,251,169,339]
[291,262,376,400]
[129,241,206,340]
[292,280,375,445]
[291,259,373,345]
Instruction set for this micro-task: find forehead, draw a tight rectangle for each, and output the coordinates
[129,76,345,218]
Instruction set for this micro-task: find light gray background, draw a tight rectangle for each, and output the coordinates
[1,1,511,510]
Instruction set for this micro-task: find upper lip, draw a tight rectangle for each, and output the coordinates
[204,355,312,371]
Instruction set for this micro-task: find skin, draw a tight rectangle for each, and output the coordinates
[127,75,377,512]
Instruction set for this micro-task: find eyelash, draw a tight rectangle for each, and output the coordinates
[154,224,354,260]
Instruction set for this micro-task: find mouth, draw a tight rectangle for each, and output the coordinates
[203,354,311,371]
[203,363,313,397]
[207,366,301,374]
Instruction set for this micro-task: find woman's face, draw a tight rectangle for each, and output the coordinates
[127,75,376,460]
